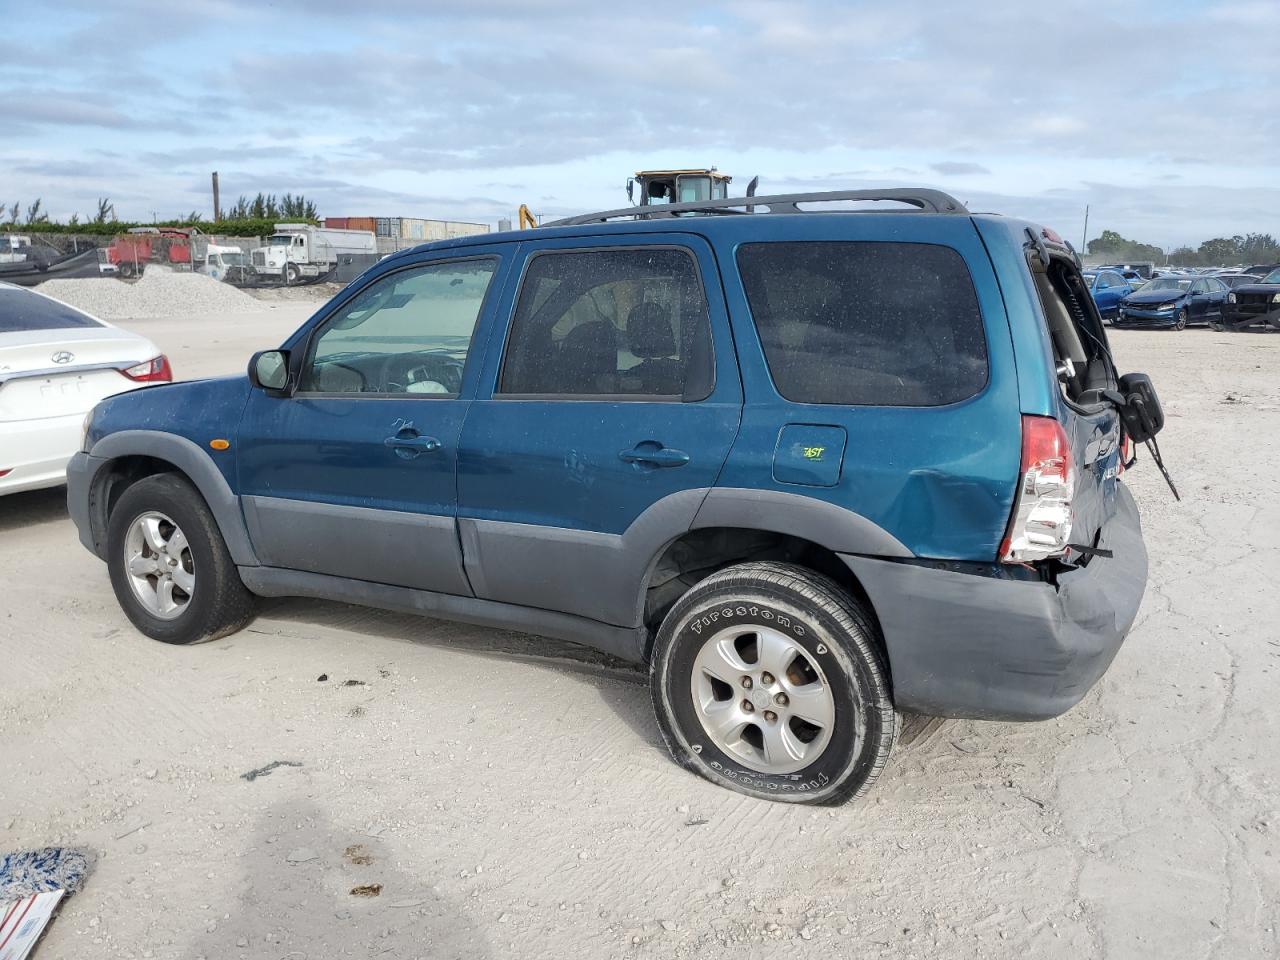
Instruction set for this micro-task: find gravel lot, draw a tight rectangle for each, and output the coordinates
[1,299,1277,960]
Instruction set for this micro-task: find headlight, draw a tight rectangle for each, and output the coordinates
[1228,292,1237,304]
[1162,302,1177,311]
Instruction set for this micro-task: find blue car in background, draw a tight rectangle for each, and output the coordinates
[1115,275,1228,330]
[1084,269,1133,322]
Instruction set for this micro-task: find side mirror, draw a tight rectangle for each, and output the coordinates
[1112,372,1164,443]
[249,349,291,393]
[626,178,635,204]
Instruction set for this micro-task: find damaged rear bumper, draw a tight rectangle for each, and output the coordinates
[842,483,1147,721]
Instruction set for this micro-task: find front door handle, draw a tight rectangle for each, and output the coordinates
[620,443,690,468]
[385,435,441,451]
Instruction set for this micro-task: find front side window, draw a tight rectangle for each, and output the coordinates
[736,241,988,406]
[499,247,713,400]
[300,258,497,396]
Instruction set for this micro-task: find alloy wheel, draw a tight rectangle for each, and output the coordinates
[123,511,194,620]
[689,625,837,775]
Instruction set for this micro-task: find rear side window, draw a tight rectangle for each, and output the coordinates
[499,247,714,400]
[0,289,103,332]
[736,241,988,406]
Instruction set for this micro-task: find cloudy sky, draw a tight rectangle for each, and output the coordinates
[2,0,1276,248]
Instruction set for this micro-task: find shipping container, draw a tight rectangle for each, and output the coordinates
[375,217,402,238]
[323,217,350,229]
[400,217,428,241]
[347,217,377,233]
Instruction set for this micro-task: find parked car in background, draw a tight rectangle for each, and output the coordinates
[1084,269,1133,321]
[67,188,1156,805]
[1217,274,1263,290]
[0,283,170,494]
[1217,268,1280,331]
[1115,275,1228,329]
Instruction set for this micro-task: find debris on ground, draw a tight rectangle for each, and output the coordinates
[341,679,365,687]
[0,848,91,960]
[343,845,373,866]
[240,760,303,782]
[349,884,382,898]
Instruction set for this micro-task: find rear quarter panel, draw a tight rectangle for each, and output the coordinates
[710,215,1022,561]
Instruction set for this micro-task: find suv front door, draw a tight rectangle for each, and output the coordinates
[236,253,507,594]
[457,235,742,628]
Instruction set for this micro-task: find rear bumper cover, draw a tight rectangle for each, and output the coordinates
[843,483,1147,721]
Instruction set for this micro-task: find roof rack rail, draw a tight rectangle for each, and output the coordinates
[546,188,968,227]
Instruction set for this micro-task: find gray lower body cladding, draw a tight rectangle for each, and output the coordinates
[843,483,1147,721]
[239,566,646,662]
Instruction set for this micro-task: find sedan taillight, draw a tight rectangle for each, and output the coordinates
[120,355,173,382]
[1000,415,1074,564]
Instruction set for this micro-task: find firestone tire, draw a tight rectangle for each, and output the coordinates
[649,561,896,805]
[106,473,256,645]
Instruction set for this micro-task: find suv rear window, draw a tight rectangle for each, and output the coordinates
[736,241,988,406]
[0,288,103,333]
[499,247,714,400]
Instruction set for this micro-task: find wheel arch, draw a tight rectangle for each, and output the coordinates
[639,525,890,670]
[85,431,258,566]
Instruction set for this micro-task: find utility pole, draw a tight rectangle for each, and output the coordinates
[1081,205,1089,259]
[211,172,221,222]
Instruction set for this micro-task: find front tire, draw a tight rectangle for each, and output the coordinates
[1175,308,1188,331]
[650,562,895,804]
[107,473,255,644]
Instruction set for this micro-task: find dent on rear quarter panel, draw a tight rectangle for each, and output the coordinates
[972,217,1059,417]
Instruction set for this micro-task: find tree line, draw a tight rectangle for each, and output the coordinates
[0,193,319,236]
[1089,229,1280,267]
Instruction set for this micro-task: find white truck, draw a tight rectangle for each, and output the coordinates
[199,243,252,282]
[251,223,377,282]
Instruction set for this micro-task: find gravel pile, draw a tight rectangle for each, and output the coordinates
[38,267,260,320]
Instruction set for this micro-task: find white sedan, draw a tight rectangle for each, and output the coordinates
[0,282,171,495]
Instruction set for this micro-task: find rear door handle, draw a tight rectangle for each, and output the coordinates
[620,443,690,468]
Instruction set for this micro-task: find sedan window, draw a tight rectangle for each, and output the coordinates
[0,289,103,332]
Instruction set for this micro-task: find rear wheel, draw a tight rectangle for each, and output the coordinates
[107,473,255,644]
[650,562,896,804]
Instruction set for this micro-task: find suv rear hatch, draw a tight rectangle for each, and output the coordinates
[1019,233,1123,562]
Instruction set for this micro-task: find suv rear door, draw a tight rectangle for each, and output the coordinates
[456,233,741,628]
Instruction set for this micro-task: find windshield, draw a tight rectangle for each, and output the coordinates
[676,176,712,203]
[1143,278,1192,292]
[220,252,248,266]
[268,235,293,245]
[1264,269,1280,284]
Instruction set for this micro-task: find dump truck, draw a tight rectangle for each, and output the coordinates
[250,223,377,282]
[626,168,757,206]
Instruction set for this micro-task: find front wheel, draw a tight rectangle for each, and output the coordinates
[650,562,896,804]
[285,263,301,284]
[106,473,256,644]
[1175,308,1188,331]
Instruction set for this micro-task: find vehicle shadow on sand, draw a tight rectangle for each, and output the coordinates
[256,598,664,752]
[0,485,69,532]
[181,797,491,959]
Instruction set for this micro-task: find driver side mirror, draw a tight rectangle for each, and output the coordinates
[249,349,291,393]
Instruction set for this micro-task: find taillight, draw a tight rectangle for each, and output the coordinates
[120,355,173,383]
[1000,415,1074,563]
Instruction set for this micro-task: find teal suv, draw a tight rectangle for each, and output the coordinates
[68,190,1158,803]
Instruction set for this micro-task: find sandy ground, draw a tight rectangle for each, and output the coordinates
[1,306,1277,960]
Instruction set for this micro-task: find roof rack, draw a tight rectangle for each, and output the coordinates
[546,188,968,227]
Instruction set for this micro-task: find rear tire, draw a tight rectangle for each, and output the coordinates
[106,473,255,644]
[650,561,896,804]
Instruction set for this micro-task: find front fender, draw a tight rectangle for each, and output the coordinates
[84,430,258,566]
